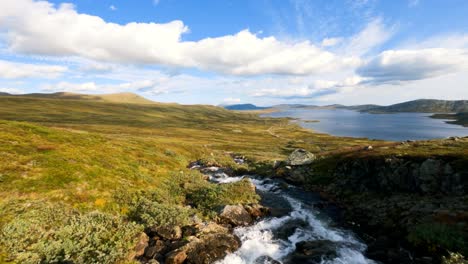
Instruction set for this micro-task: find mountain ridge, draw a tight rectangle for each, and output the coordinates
[0,91,156,104]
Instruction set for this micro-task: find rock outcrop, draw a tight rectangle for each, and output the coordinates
[272,150,468,263]
[287,149,316,166]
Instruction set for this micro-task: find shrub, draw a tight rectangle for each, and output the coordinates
[187,179,259,215]
[442,252,468,264]
[126,196,194,227]
[408,223,467,255]
[0,202,142,264]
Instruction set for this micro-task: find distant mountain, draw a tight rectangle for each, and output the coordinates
[0,92,156,104]
[364,99,468,113]
[272,104,312,109]
[224,104,270,110]
[271,104,381,111]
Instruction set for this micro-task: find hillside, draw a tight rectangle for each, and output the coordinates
[364,99,468,113]
[1,94,467,263]
[0,93,381,262]
[432,112,468,127]
[223,103,270,110]
[0,91,157,104]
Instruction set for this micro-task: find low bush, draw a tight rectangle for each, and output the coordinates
[0,202,142,264]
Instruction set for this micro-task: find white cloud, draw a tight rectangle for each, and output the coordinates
[0,0,359,76]
[0,87,24,94]
[0,59,67,79]
[223,98,241,104]
[109,5,117,11]
[321,37,342,47]
[357,48,468,84]
[341,18,394,56]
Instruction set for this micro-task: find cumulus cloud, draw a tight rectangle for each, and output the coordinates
[0,59,67,79]
[321,37,342,47]
[0,0,358,76]
[357,48,468,84]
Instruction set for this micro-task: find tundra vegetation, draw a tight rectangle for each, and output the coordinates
[0,93,467,263]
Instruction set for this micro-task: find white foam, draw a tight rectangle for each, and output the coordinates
[216,177,375,264]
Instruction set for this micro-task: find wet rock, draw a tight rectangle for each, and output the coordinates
[218,205,253,226]
[274,219,308,240]
[287,149,316,166]
[254,255,281,264]
[289,240,340,263]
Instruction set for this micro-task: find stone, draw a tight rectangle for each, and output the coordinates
[254,255,281,264]
[186,233,241,263]
[165,249,187,264]
[132,232,149,259]
[364,145,373,150]
[218,205,253,226]
[287,149,316,166]
[288,240,346,263]
[244,204,269,219]
[154,225,182,241]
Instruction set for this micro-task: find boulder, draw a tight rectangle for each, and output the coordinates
[287,149,316,166]
[164,228,240,264]
[185,233,241,263]
[130,232,149,259]
[165,248,187,264]
[154,225,182,241]
[289,240,339,263]
[218,205,253,226]
[254,255,281,264]
[243,204,269,219]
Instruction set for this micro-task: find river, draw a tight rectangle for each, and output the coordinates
[206,171,375,264]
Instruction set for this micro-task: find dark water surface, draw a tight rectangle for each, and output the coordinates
[263,109,468,141]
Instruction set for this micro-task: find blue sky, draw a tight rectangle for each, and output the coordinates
[0,0,468,106]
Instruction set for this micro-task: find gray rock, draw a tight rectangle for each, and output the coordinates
[287,149,316,166]
[254,255,281,264]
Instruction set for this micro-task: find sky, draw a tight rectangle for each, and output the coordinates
[0,0,468,106]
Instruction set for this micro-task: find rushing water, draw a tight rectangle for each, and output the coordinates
[263,109,468,141]
[206,170,375,264]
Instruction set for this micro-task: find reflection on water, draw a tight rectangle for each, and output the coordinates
[264,109,468,141]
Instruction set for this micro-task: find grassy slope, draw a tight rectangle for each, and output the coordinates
[1,95,467,262]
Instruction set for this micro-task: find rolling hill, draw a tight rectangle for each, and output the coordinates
[364,99,468,113]
[0,91,157,104]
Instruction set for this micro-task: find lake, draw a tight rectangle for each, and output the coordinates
[263,109,468,141]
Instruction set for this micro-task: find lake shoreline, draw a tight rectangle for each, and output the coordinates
[262,108,468,141]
